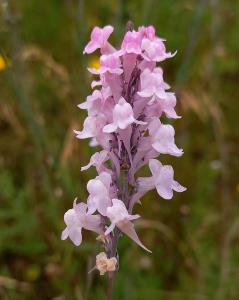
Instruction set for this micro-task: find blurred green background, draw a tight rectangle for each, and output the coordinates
[0,0,239,299]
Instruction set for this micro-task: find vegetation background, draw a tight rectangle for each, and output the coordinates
[0,0,239,299]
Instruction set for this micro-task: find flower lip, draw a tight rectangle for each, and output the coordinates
[83,25,114,54]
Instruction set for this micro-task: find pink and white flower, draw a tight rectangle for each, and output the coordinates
[106,199,151,252]
[81,150,109,172]
[61,199,102,246]
[120,30,142,55]
[84,25,114,54]
[138,68,170,104]
[87,172,112,216]
[103,97,146,133]
[138,159,186,199]
[74,114,106,139]
[78,90,103,116]
[148,118,183,156]
[139,25,156,40]
[141,38,176,62]
[145,92,180,119]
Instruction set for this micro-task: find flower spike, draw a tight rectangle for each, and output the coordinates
[61,24,186,279]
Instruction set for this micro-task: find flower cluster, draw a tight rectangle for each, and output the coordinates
[61,24,186,274]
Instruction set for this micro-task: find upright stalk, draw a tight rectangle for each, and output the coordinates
[107,271,115,300]
[106,168,129,299]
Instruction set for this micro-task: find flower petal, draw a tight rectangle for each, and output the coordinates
[61,228,69,240]
[172,180,187,193]
[69,228,82,246]
[117,220,151,253]
[149,159,163,177]
[103,123,117,133]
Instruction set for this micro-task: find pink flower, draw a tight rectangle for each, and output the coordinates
[88,53,123,75]
[61,199,102,246]
[78,88,113,117]
[87,172,112,216]
[106,199,151,252]
[145,93,180,119]
[103,97,146,133]
[148,118,183,156]
[138,159,186,200]
[84,25,114,54]
[78,90,102,116]
[120,30,142,55]
[81,150,109,172]
[138,68,170,104]
[141,38,176,62]
[74,114,106,139]
[138,25,156,40]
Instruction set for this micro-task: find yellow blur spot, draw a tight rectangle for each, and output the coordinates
[236,183,239,194]
[0,55,7,71]
[88,57,100,69]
